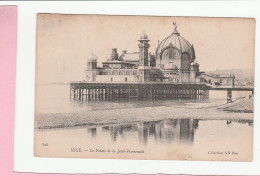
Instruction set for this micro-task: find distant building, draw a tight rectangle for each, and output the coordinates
[85,23,234,86]
[196,73,235,86]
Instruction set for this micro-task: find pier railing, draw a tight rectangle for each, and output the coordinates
[70,81,208,85]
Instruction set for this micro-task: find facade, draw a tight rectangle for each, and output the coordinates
[85,23,234,86]
[196,73,235,86]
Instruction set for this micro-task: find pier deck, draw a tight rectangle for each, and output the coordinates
[70,82,209,100]
[208,86,254,92]
[70,82,254,101]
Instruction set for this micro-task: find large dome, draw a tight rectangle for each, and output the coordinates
[155,25,196,70]
[155,32,192,55]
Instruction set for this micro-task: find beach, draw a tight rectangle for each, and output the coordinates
[36,96,254,129]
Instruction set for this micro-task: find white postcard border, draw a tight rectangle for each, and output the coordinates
[6,1,260,175]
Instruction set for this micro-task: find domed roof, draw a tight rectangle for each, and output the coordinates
[155,31,192,55]
[88,51,98,61]
[140,31,149,40]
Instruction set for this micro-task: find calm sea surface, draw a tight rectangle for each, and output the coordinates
[36,84,253,114]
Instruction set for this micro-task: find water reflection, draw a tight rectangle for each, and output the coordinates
[86,119,253,145]
[226,119,253,127]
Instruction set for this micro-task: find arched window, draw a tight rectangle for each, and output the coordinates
[161,47,181,69]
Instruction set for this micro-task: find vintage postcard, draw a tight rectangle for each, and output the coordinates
[34,14,255,161]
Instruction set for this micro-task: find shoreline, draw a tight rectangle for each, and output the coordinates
[36,96,254,130]
[36,99,254,130]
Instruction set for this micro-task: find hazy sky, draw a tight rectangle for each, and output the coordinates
[36,14,255,83]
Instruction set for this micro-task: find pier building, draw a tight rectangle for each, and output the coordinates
[86,24,200,84]
[85,23,234,85]
[71,23,253,101]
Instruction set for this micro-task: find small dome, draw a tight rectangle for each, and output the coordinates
[140,32,148,40]
[88,51,98,61]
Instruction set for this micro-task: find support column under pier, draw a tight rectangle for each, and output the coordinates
[227,89,232,103]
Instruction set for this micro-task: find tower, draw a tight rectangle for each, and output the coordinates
[138,32,151,82]
[138,32,150,68]
[110,48,119,61]
[86,51,98,82]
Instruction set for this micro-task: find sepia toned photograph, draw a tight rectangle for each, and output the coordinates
[34,14,255,161]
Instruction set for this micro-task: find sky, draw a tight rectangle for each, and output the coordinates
[36,14,255,83]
